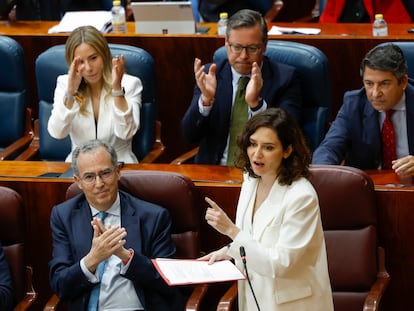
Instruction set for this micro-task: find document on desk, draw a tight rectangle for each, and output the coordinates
[152,258,246,286]
[48,11,113,34]
[268,25,321,35]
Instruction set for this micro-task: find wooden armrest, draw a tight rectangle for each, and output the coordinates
[185,284,209,311]
[0,134,33,160]
[14,266,37,311]
[217,281,238,311]
[363,247,391,311]
[43,293,62,311]
[140,120,166,163]
[43,294,61,311]
[14,119,40,161]
[0,108,34,160]
[170,147,199,165]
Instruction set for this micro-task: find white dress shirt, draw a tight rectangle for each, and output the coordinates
[80,193,143,311]
[379,94,409,162]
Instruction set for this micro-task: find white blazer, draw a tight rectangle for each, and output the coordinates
[228,174,334,311]
[48,73,142,163]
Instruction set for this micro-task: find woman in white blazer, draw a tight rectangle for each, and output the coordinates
[48,26,141,163]
[202,108,334,311]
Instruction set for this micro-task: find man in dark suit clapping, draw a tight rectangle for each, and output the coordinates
[182,9,303,165]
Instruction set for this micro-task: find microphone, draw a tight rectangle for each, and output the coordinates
[240,246,261,311]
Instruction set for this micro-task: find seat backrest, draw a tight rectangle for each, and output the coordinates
[309,165,378,311]
[0,36,27,150]
[65,170,200,258]
[0,186,26,306]
[35,44,157,161]
[213,40,332,150]
[376,42,414,78]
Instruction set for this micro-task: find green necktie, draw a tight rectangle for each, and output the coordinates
[227,76,249,166]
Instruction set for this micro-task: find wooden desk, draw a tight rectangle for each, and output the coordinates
[365,170,414,311]
[1,22,414,162]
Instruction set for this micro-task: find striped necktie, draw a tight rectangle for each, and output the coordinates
[227,76,249,166]
[87,211,107,311]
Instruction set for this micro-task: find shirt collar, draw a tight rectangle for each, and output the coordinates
[393,93,406,111]
[90,192,121,217]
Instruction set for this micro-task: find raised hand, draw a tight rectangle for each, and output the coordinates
[112,55,125,90]
[194,58,217,105]
[204,197,240,239]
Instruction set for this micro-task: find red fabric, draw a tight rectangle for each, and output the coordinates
[320,0,412,23]
[381,110,396,170]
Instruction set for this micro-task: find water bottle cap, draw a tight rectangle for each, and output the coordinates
[375,14,383,19]
[219,12,228,19]
[113,0,121,5]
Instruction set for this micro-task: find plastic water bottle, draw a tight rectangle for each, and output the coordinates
[111,0,126,33]
[217,12,228,36]
[372,14,388,36]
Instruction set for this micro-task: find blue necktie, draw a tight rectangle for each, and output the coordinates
[87,211,107,311]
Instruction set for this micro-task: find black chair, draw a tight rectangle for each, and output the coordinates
[17,44,165,162]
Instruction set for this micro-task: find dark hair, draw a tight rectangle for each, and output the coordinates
[72,139,118,176]
[360,44,408,82]
[226,9,268,44]
[234,108,311,185]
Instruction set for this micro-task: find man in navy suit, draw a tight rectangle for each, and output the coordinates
[49,139,185,311]
[313,44,414,177]
[182,9,302,165]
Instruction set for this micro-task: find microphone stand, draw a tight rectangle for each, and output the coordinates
[240,246,261,311]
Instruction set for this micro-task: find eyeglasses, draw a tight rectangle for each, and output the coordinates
[228,43,263,55]
[78,167,117,185]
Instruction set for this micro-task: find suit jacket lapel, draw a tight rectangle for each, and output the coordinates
[405,84,414,154]
[236,176,286,240]
[119,191,141,251]
[71,199,94,259]
[362,98,381,154]
[252,180,287,240]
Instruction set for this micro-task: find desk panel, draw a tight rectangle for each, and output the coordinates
[366,170,414,311]
[1,22,414,161]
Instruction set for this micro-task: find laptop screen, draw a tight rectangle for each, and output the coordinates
[131,1,196,34]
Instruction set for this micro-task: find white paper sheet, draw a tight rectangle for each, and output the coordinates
[268,25,321,35]
[48,11,113,34]
[152,258,246,285]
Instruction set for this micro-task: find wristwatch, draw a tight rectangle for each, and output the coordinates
[112,87,125,97]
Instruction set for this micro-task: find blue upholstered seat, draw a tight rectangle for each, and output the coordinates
[0,36,32,160]
[213,40,332,150]
[17,43,164,162]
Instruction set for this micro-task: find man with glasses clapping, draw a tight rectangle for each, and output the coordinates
[182,9,303,165]
[48,139,185,311]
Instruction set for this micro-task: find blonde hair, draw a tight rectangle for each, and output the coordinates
[65,26,112,114]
